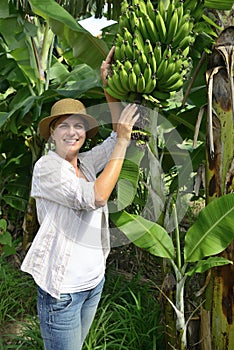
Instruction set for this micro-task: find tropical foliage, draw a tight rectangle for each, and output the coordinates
[0,0,233,349]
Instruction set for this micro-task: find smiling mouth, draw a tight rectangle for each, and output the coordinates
[64,139,79,143]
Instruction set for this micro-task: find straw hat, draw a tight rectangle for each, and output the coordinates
[39,98,99,140]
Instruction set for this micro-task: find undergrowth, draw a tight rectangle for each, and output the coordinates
[0,254,164,350]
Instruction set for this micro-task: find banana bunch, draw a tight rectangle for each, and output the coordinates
[106,0,198,108]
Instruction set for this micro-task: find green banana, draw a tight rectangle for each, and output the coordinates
[119,65,131,91]
[179,35,194,51]
[129,10,139,33]
[133,37,144,52]
[192,1,204,20]
[133,29,145,52]
[121,40,133,60]
[144,39,153,56]
[159,71,182,89]
[132,60,142,77]
[119,11,131,32]
[144,73,157,94]
[181,46,190,58]
[178,11,191,27]
[166,8,179,44]
[183,0,198,14]
[157,0,168,22]
[143,62,152,82]
[105,86,127,100]
[114,44,122,62]
[172,19,192,48]
[124,59,133,71]
[163,44,172,60]
[155,9,167,42]
[181,57,192,70]
[144,14,160,43]
[156,57,169,80]
[112,67,128,93]
[176,2,184,25]
[107,71,126,96]
[122,26,133,46]
[138,0,148,17]
[115,32,124,46]
[137,72,146,93]
[165,0,176,28]
[148,51,157,73]
[153,42,162,66]
[128,67,137,91]
[114,59,123,69]
[138,16,149,42]
[120,0,130,13]
[174,56,184,72]
[152,89,171,101]
[161,59,177,81]
[146,0,155,22]
[133,3,141,17]
[138,49,148,72]
[131,43,139,61]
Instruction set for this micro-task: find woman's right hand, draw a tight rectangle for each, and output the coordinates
[94,103,140,207]
[116,104,140,142]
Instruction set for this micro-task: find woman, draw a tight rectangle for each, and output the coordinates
[21,47,139,350]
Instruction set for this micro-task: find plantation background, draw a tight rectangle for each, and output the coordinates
[0,0,233,349]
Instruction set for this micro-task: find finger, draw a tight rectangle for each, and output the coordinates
[105,46,115,64]
[119,104,138,123]
[131,113,140,125]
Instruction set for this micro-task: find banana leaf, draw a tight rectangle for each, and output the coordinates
[204,0,234,10]
[184,193,234,262]
[0,1,41,88]
[28,0,109,69]
[110,211,175,259]
[116,144,145,211]
[186,256,232,276]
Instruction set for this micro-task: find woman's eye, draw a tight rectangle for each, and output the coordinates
[75,124,85,129]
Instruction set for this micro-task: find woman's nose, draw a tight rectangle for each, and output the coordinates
[67,125,76,135]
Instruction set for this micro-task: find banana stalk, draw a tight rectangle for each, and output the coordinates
[201,26,234,350]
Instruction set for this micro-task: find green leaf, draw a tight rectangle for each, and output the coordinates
[111,211,175,259]
[0,219,7,231]
[0,17,40,85]
[0,112,8,128]
[2,244,16,257]
[204,0,234,10]
[56,64,101,96]
[28,0,109,69]
[0,0,9,18]
[2,195,27,211]
[0,231,12,246]
[184,194,234,262]
[186,257,233,276]
[117,145,145,210]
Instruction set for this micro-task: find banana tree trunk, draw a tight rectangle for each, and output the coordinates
[201,26,234,350]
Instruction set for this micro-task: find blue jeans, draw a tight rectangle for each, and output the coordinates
[37,277,105,350]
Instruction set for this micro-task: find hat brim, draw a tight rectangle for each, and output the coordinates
[39,112,99,141]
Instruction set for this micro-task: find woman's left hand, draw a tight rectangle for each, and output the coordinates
[100,46,115,87]
[116,103,140,142]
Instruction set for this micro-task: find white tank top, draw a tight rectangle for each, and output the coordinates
[61,208,105,293]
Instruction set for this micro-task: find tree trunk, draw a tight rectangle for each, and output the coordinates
[201,26,234,350]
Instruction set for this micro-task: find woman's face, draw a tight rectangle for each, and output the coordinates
[51,115,87,159]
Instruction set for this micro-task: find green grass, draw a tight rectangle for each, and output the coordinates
[84,272,164,349]
[0,258,164,349]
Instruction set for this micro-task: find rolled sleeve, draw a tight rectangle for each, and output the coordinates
[32,154,96,210]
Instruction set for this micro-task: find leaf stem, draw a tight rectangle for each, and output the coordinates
[173,204,181,270]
